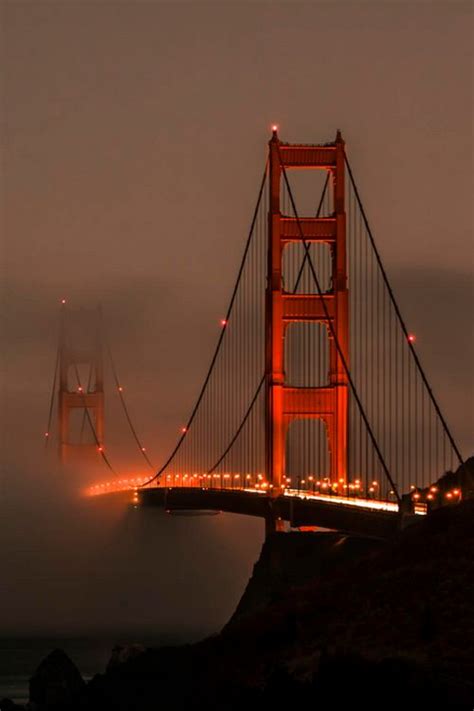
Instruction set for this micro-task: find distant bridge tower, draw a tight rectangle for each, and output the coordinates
[58,307,104,462]
[265,129,349,500]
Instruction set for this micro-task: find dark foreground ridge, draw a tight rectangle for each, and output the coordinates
[3,463,473,710]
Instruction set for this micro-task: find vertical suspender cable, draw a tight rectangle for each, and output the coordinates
[345,157,464,468]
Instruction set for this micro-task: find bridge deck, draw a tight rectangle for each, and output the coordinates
[137,486,407,539]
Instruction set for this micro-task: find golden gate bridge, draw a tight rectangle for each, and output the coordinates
[44,129,466,537]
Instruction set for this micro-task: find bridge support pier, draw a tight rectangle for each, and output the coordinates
[264,496,285,536]
[265,511,285,536]
[398,493,419,530]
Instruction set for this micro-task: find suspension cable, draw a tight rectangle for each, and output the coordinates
[278,145,401,502]
[140,162,269,487]
[345,156,464,468]
[79,363,93,442]
[206,375,265,476]
[70,360,117,475]
[293,172,330,292]
[202,175,332,479]
[44,342,60,447]
[102,322,155,470]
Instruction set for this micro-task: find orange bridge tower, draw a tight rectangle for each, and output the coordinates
[265,130,349,510]
[58,308,104,463]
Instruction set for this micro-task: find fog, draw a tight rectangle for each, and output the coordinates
[1,1,472,638]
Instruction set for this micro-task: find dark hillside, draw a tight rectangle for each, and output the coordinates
[76,499,474,709]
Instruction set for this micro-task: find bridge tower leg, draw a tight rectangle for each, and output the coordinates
[265,130,349,524]
[58,309,104,463]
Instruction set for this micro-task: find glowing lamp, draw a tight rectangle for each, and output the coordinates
[271,124,278,132]
[181,426,187,433]
[408,334,416,343]
[220,319,227,327]
[61,298,66,305]
[44,432,49,437]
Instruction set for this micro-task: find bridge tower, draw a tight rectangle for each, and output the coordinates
[58,308,104,462]
[265,129,349,506]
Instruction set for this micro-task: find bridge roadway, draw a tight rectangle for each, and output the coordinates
[137,486,418,538]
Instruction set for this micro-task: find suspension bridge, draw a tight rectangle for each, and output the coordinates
[45,129,466,537]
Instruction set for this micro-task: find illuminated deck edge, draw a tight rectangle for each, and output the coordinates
[85,480,428,516]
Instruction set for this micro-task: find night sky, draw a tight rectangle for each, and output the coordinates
[2,1,472,637]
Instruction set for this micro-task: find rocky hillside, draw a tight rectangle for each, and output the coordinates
[228,530,385,625]
[88,499,474,708]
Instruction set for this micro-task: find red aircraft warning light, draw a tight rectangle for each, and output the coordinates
[408,334,416,343]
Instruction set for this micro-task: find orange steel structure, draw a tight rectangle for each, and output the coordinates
[58,316,104,463]
[265,129,349,504]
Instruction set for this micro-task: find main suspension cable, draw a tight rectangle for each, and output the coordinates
[70,359,117,475]
[44,341,60,447]
[293,172,330,293]
[206,375,265,476]
[202,172,332,479]
[101,320,156,470]
[140,162,269,487]
[345,157,464,468]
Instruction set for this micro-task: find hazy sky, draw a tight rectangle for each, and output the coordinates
[1,1,472,637]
